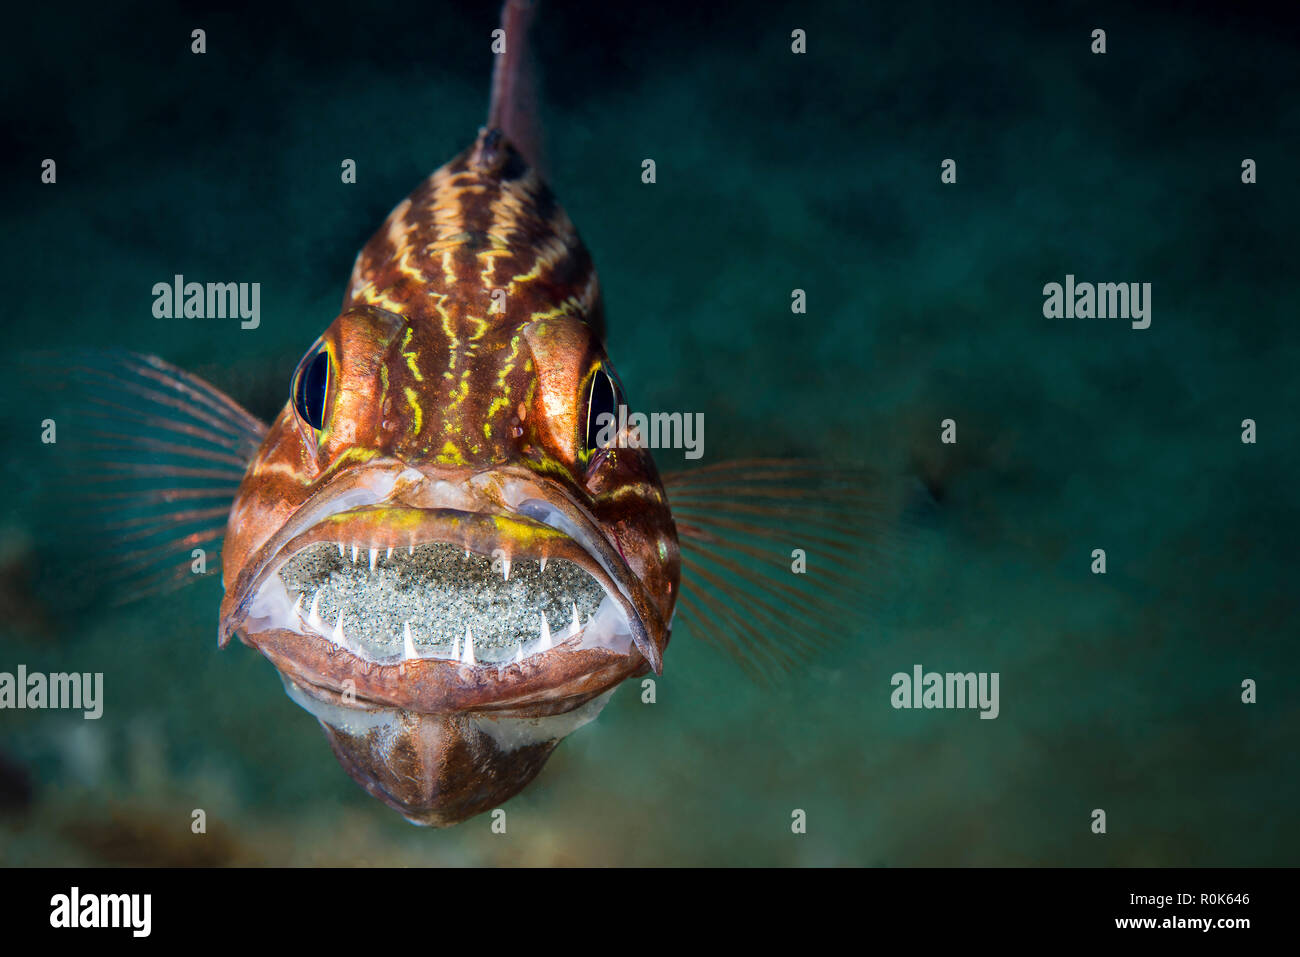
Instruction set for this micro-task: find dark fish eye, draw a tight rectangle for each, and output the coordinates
[293,348,331,431]
[585,367,620,453]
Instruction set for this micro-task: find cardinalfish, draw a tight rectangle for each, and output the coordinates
[54,1,904,826]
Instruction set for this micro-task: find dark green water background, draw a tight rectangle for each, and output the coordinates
[0,0,1296,864]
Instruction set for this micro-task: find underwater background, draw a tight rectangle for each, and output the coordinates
[1,0,1296,865]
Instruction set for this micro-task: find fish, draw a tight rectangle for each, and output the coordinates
[46,0,908,826]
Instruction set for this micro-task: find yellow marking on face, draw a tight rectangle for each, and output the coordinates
[315,445,383,482]
[253,460,315,483]
[437,440,468,465]
[403,386,423,437]
[599,481,666,505]
[480,171,538,286]
[392,221,423,283]
[527,452,579,484]
[479,246,514,291]
[429,234,470,254]
[470,333,523,442]
[384,198,413,247]
[359,286,406,315]
[507,262,543,295]
[485,394,511,427]
[323,505,426,531]
[465,313,489,342]
[336,446,381,466]
[397,257,424,283]
[448,369,472,407]
[497,334,522,384]
[400,327,425,382]
[506,233,567,296]
[429,172,473,287]
[404,352,424,381]
[528,297,586,324]
[432,293,460,379]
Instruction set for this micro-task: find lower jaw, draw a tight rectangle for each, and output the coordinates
[250,623,645,715]
[282,674,618,826]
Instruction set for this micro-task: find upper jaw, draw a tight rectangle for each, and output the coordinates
[220,462,665,714]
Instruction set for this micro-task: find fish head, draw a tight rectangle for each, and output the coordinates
[216,134,679,824]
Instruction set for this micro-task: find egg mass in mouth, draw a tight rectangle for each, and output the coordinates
[276,540,614,664]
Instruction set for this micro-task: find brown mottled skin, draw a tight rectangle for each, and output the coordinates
[217,129,680,825]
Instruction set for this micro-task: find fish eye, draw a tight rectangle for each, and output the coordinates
[293,348,331,431]
[584,367,620,454]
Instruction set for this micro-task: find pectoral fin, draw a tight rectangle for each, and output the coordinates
[39,350,266,605]
[664,459,913,684]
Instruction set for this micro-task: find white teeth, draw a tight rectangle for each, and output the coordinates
[461,625,476,665]
[277,542,629,664]
[465,548,470,560]
[409,543,415,555]
[337,542,345,558]
[539,556,547,573]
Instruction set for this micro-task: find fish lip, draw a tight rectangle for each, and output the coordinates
[221,462,663,712]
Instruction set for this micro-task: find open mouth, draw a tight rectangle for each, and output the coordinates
[273,541,628,665]
[230,473,655,684]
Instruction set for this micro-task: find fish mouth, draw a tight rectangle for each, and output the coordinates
[277,540,617,666]
[221,466,664,715]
